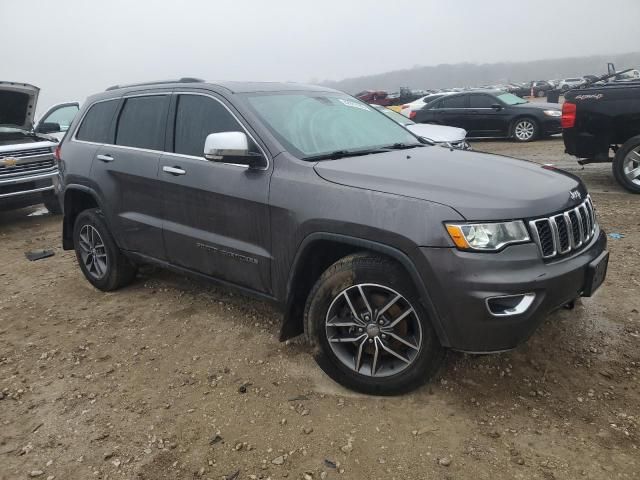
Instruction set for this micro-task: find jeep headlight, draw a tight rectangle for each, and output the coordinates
[445,221,530,251]
[543,110,561,117]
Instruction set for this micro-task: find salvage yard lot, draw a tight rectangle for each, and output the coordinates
[1,138,639,480]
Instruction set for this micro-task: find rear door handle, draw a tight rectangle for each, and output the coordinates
[162,166,186,176]
[96,154,114,162]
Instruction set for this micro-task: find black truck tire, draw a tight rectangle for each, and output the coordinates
[613,135,640,194]
[73,208,138,291]
[43,193,62,214]
[304,253,444,395]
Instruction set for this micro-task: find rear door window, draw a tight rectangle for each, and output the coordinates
[115,96,169,150]
[76,100,119,144]
[173,94,245,157]
[440,95,467,108]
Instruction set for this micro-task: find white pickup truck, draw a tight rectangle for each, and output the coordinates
[0,81,78,213]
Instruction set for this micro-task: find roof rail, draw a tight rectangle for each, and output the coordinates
[105,77,205,91]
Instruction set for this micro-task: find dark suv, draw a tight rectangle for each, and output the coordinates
[57,79,608,395]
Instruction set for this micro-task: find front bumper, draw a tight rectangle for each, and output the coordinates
[542,118,562,136]
[417,229,607,352]
[0,170,57,210]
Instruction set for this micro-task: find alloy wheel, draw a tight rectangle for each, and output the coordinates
[623,147,640,186]
[514,120,535,141]
[325,284,423,377]
[78,224,108,280]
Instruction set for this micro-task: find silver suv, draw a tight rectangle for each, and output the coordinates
[0,81,78,212]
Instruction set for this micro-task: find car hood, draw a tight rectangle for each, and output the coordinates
[313,148,585,220]
[0,82,40,131]
[405,123,467,143]
[513,102,559,111]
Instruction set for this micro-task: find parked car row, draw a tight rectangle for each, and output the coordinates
[411,90,562,142]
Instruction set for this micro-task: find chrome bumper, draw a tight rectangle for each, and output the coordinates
[0,169,57,199]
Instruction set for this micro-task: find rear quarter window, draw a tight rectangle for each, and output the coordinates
[75,100,119,143]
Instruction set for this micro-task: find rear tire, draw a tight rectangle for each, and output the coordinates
[537,90,545,98]
[73,208,137,291]
[304,253,444,395]
[613,135,640,193]
[512,118,538,142]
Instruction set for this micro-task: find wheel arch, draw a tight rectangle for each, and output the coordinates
[62,185,103,250]
[280,232,449,347]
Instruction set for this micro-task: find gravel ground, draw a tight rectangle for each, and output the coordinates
[1,138,639,480]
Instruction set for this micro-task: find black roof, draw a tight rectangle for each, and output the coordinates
[104,78,337,94]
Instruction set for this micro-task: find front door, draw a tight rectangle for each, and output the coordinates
[35,102,80,141]
[159,92,272,294]
[467,94,509,137]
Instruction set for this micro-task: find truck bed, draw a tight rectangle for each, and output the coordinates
[563,82,640,160]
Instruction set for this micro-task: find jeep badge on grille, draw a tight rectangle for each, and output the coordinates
[569,189,582,201]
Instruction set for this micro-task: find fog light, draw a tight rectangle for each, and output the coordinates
[486,293,535,317]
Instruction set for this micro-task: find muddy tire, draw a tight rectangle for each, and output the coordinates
[73,208,137,291]
[304,253,444,395]
[612,135,640,194]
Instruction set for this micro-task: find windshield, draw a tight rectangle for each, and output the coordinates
[244,92,420,159]
[497,93,528,105]
[377,107,414,126]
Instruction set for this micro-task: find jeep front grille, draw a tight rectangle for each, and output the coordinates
[529,197,597,259]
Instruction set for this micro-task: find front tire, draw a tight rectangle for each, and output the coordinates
[73,208,137,291]
[512,118,538,142]
[613,135,640,193]
[304,253,444,395]
[43,194,62,214]
[537,90,545,98]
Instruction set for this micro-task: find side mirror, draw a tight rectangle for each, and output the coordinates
[204,131,265,168]
[491,104,502,111]
[36,122,61,134]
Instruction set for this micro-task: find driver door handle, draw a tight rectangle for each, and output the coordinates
[163,166,186,176]
[96,154,114,163]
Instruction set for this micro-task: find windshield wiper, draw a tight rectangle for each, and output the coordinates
[305,148,391,161]
[381,143,426,150]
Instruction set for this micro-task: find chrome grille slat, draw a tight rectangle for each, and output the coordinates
[0,159,56,178]
[529,197,597,260]
[0,147,52,158]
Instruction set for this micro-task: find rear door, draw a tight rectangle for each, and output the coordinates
[89,92,170,259]
[430,94,470,129]
[467,94,509,136]
[158,92,272,293]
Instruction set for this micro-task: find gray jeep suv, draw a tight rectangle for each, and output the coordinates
[57,79,608,394]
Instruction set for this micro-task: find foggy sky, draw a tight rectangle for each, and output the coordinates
[2,0,639,114]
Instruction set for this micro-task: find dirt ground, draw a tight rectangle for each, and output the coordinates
[1,138,639,480]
